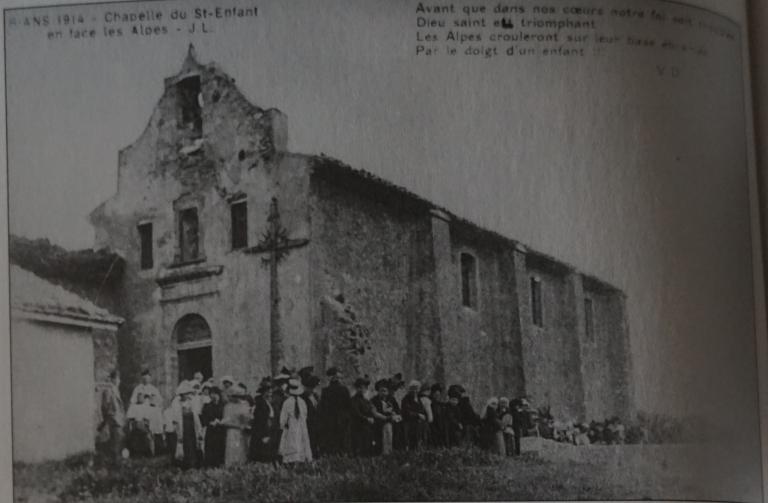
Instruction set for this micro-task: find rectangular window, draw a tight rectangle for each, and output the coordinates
[230,200,248,249]
[460,252,478,309]
[138,222,153,270]
[179,208,200,263]
[584,297,594,341]
[530,277,543,327]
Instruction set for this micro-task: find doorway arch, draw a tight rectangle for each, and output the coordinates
[173,313,212,383]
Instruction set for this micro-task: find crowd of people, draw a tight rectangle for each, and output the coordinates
[97,365,642,469]
[96,365,548,468]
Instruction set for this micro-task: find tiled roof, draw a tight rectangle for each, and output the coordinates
[309,155,622,293]
[10,265,123,325]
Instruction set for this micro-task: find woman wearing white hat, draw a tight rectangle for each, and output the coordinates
[221,383,251,466]
[278,379,312,464]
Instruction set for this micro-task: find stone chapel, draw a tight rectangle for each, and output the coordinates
[88,46,633,421]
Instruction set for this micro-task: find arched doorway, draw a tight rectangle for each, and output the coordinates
[174,314,212,383]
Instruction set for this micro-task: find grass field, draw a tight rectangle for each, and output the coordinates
[12,445,719,503]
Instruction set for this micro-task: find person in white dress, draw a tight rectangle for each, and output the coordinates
[278,379,312,464]
[222,383,251,466]
[129,368,161,405]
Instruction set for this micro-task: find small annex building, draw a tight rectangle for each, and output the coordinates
[10,265,123,463]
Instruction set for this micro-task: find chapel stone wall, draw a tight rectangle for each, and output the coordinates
[308,167,439,383]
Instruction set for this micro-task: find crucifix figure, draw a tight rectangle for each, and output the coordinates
[247,197,309,375]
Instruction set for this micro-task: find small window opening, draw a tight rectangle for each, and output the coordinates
[179,207,200,262]
[231,200,248,250]
[530,277,543,327]
[177,76,202,136]
[138,222,153,270]
[460,252,478,309]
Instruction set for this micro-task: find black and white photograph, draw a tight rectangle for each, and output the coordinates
[1,0,767,501]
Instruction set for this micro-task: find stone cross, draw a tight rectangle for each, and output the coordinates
[247,197,309,375]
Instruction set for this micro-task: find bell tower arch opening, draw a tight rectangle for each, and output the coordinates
[173,313,212,383]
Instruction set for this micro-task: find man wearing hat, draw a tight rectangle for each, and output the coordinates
[200,386,226,467]
[98,369,126,465]
[318,367,351,455]
[429,383,448,447]
[511,397,532,456]
[389,373,406,451]
[401,380,427,451]
[445,386,464,447]
[350,376,377,456]
[457,385,481,446]
[249,379,276,463]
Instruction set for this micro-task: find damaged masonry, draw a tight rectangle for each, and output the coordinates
[81,45,632,422]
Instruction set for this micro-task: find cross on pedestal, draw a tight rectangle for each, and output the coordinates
[246,197,309,375]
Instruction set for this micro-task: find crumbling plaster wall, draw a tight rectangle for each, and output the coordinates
[308,174,439,382]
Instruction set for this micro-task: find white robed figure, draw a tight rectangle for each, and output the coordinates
[278,379,313,464]
[221,382,251,466]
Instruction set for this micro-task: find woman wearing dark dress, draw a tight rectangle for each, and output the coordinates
[249,383,275,463]
[480,397,506,456]
[170,381,203,468]
[445,388,464,447]
[201,387,226,467]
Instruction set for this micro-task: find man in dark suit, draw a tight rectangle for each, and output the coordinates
[429,383,448,447]
[350,377,376,456]
[318,367,351,455]
[445,387,464,447]
[401,380,427,451]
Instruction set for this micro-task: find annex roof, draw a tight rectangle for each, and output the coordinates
[10,265,124,327]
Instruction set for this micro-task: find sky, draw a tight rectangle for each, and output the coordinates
[4,0,760,433]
